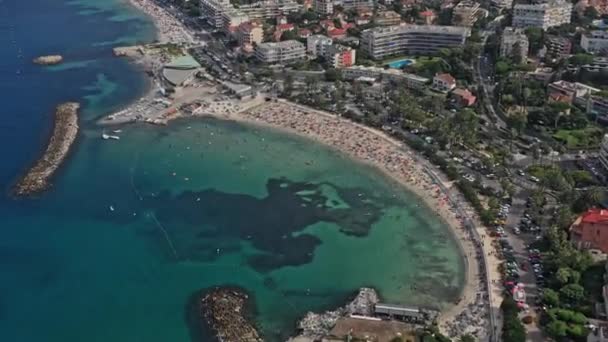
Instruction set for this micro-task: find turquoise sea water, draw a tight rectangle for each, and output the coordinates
[0,0,465,341]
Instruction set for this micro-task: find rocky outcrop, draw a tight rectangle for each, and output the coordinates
[296,287,379,340]
[14,102,79,196]
[33,55,63,65]
[194,286,263,342]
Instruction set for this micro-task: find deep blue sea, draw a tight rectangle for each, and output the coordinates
[0,1,465,341]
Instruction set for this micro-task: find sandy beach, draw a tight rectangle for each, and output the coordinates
[126,0,194,44]
[198,100,498,339]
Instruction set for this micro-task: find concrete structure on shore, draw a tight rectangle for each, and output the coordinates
[162,55,201,86]
[361,24,470,59]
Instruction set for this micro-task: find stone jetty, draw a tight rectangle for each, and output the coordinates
[14,102,79,196]
[295,287,379,340]
[197,286,263,342]
[33,55,63,65]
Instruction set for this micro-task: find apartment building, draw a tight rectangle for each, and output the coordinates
[581,56,608,72]
[500,27,529,61]
[222,9,249,35]
[491,0,513,11]
[200,0,233,29]
[373,10,402,26]
[307,34,333,56]
[360,24,470,60]
[512,0,572,30]
[581,30,608,54]
[255,40,306,64]
[323,45,356,68]
[240,0,301,18]
[452,0,484,27]
[545,36,572,59]
[336,0,375,10]
[602,135,608,175]
[314,0,334,15]
[238,22,264,46]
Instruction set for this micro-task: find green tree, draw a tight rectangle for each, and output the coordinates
[525,27,544,54]
[283,74,294,97]
[542,288,560,307]
[570,53,595,66]
[559,283,585,305]
[459,334,475,342]
[546,320,568,339]
[325,68,342,82]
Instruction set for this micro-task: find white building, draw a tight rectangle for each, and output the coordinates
[238,0,301,19]
[500,27,529,61]
[342,65,430,88]
[491,0,513,11]
[581,31,608,54]
[307,35,333,56]
[452,0,484,27]
[512,0,572,30]
[433,73,457,92]
[600,135,608,175]
[255,40,306,64]
[314,0,334,15]
[322,45,356,68]
[200,0,233,29]
[361,24,470,60]
[221,9,249,35]
[337,0,375,9]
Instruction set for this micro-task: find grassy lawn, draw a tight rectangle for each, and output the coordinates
[553,127,604,149]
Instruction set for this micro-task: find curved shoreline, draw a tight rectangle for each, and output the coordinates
[14,102,80,196]
[191,100,493,339]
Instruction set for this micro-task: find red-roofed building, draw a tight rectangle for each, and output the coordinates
[277,23,295,32]
[419,10,436,25]
[298,28,312,38]
[320,19,335,30]
[327,28,347,39]
[570,209,608,254]
[452,88,477,107]
[432,73,456,92]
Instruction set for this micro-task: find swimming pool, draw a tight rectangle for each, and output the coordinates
[387,59,414,69]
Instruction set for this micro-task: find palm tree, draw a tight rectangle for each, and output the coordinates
[582,186,604,207]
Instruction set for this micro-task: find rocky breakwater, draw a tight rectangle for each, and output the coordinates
[295,287,379,340]
[14,102,79,196]
[193,286,263,342]
[33,55,63,65]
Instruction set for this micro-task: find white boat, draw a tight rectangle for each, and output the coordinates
[102,133,120,140]
[112,129,122,133]
[109,205,115,212]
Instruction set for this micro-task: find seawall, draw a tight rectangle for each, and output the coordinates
[14,102,80,196]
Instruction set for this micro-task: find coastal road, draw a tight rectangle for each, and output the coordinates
[504,187,546,341]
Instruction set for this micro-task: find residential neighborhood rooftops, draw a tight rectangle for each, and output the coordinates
[580,208,608,224]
